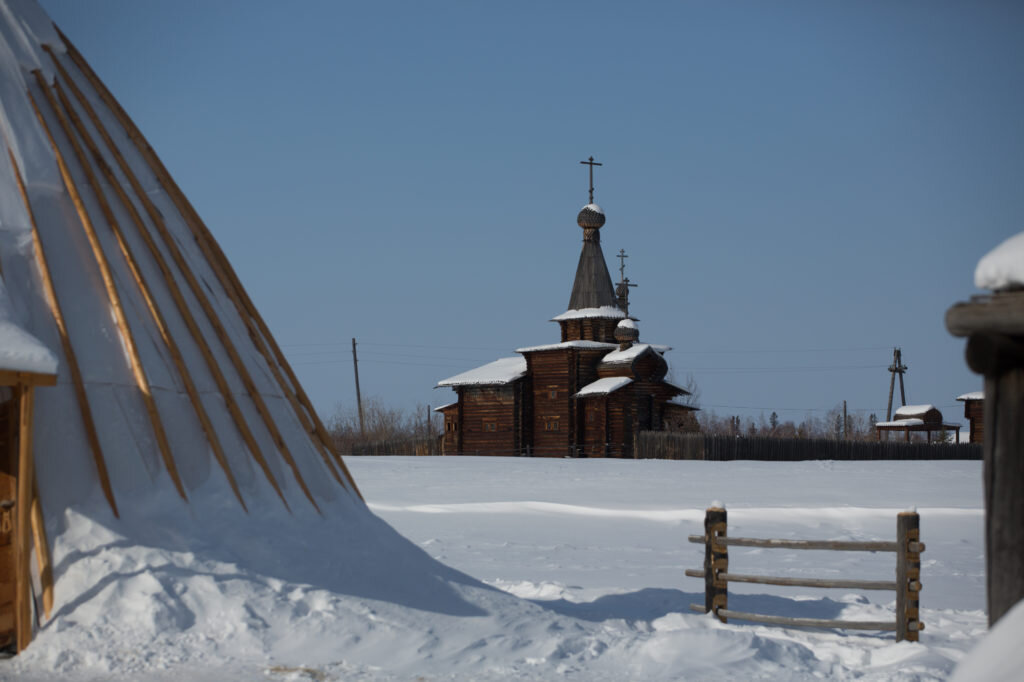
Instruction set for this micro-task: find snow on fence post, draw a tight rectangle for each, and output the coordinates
[896,511,923,642]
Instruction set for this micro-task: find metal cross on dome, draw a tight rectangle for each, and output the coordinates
[580,156,602,204]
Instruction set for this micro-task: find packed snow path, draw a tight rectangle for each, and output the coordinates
[8,458,987,681]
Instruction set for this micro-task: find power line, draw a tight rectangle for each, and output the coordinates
[689,364,886,373]
[282,339,893,355]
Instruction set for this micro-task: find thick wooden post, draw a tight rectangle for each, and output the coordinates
[947,287,1024,626]
[14,386,34,652]
[704,506,728,622]
[980,360,1024,624]
[896,511,922,642]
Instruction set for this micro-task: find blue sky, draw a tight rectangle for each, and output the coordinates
[40,0,1024,428]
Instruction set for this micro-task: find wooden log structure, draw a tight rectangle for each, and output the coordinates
[0,369,55,652]
[687,507,924,640]
[946,289,1024,625]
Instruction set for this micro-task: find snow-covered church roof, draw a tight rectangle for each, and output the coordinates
[436,357,527,387]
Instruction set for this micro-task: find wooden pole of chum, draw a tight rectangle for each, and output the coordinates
[37,64,319,511]
[49,34,361,500]
[49,77,249,512]
[28,74,188,503]
[41,49,295,511]
[6,149,119,517]
[29,474,53,618]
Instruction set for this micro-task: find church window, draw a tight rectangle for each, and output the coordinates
[484,421,497,432]
[549,390,558,399]
[544,419,560,431]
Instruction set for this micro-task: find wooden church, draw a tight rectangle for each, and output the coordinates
[436,161,696,457]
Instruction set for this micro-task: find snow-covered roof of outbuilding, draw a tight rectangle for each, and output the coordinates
[0,277,57,376]
[551,306,627,321]
[957,391,984,401]
[433,402,457,412]
[975,232,1024,291]
[436,357,527,387]
[516,340,618,353]
[876,418,926,427]
[575,377,632,397]
[894,404,937,418]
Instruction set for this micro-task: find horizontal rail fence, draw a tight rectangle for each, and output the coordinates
[685,506,924,641]
[637,432,981,461]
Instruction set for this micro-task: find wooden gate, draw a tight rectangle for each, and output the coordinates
[686,506,924,641]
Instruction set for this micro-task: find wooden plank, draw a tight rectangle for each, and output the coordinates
[946,293,1024,338]
[984,364,1024,626]
[0,370,55,387]
[6,149,119,518]
[721,572,898,591]
[29,474,53,619]
[42,50,292,512]
[14,386,34,652]
[684,568,705,579]
[49,35,360,500]
[28,73,188,503]
[717,608,897,632]
[722,537,899,552]
[50,78,248,513]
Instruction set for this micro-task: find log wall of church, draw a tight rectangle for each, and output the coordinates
[458,384,520,456]
[527,350,574,456]
[560,318,619,344]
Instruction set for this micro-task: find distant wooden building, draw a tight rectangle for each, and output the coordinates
[436,177,696,457]
[874,404,961,442]
[956,391,984,443]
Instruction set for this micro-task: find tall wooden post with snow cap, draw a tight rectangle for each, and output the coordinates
[946,232,1024,626]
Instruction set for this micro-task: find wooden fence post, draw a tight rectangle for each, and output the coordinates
[896,511,923,641]
[704,505,728,622]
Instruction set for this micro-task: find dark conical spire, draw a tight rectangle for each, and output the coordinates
[568,217,618,310]
[567,157,619,311]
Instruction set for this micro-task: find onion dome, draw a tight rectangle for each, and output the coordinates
[614,318,639,344]
[577,203,606,229]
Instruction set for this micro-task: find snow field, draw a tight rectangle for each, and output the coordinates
[7,457,988,681]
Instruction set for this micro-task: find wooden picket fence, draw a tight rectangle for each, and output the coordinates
[685,506,924,641]
[637,432,981,461]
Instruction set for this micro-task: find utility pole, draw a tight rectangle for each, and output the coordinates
[885,347,909,421]
[351,338,364,436]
